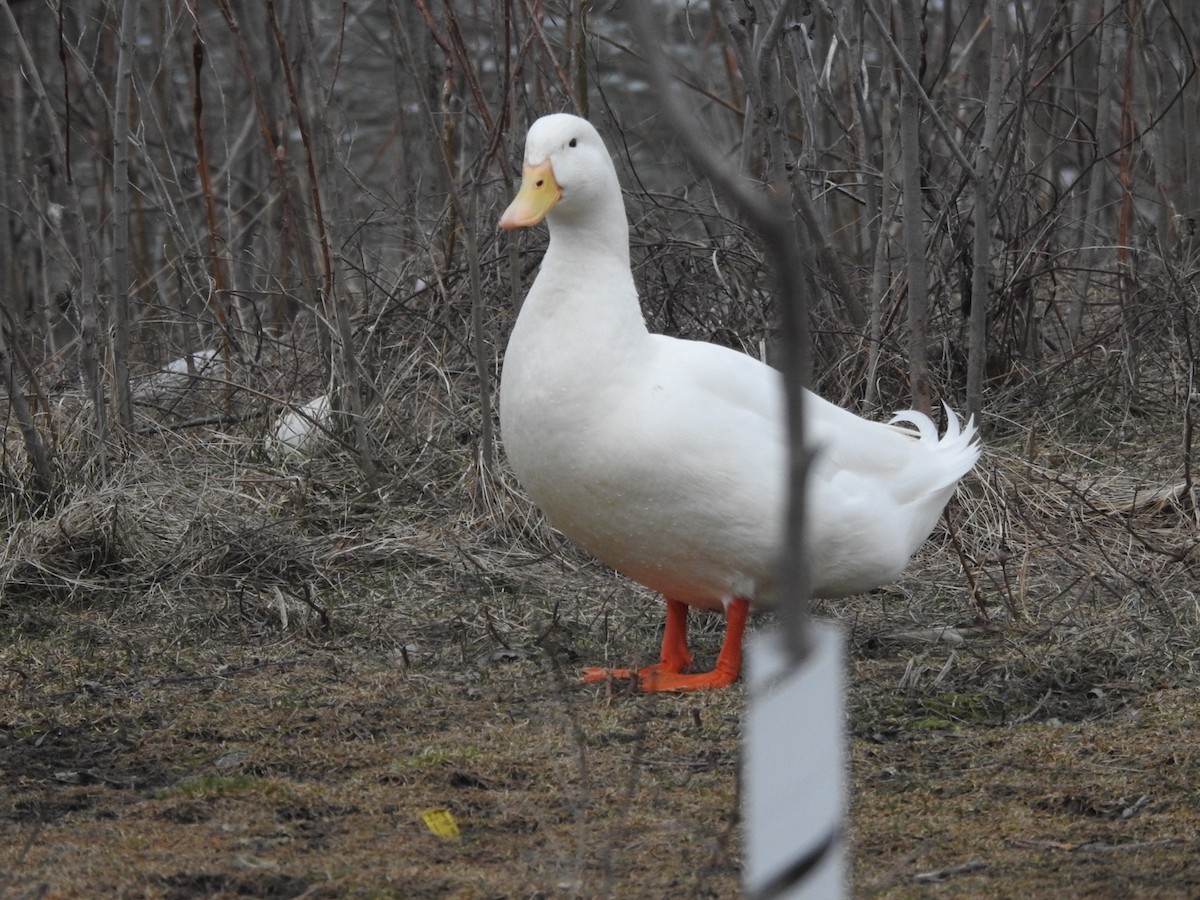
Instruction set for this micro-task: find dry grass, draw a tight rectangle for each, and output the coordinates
[3,375,1199,897]
[4,4,1198,893]
[3,225,1200,897]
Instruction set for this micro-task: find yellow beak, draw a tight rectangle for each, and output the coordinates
[499,160,561,229]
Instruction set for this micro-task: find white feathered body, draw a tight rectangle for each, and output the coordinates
[499,114,980,613]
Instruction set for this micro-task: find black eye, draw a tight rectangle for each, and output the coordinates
[568,137,578,148]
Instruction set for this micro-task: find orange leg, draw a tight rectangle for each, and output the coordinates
[581,597,750,693]
[581,598,692,684]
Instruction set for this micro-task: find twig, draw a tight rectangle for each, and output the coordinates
[186,3,236,353]
[2,0,106,452]
[629,5,815,666]
[863,0,975,176]
[913,859,987,883]
[1009,836,1183,854]
[0,316,54,496]
[111,0,138,429]
[266,0,378,488]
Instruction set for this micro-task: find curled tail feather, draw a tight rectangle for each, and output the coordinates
[888,402,981,495]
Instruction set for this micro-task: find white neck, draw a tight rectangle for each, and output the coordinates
[542,181,632,272]
[522,184,646,341]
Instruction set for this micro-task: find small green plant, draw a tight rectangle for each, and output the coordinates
[156,775,269,801]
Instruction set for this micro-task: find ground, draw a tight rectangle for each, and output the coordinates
[2,407,1199,897]
[3,555,1198,898]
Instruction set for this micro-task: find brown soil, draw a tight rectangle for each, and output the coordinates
[3,395,1199,898]
[3,562,1198,899]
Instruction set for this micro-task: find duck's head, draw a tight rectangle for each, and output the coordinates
[499,114,618,230]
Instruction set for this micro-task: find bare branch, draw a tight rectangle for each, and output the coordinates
[630,3,812,666]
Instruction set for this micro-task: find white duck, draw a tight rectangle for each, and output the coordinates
[268,393,332,457]
[499,114,980,692]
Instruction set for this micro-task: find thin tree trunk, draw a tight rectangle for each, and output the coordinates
[0,66,16,332]
[188,3,238,358]
[111,0,138,428]
[865,122,895,409]
[1067,0,1120,345]
[896,0,931,413]
[467,185,494,471]
[966,0,1006,422]
[849,0,883,275]
[0,315,54,497]
[2,0,107,450]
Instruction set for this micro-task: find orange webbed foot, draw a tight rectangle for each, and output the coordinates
[581,660,689,691]
[579,660,739,692]
[580,665,637,684]
[637,667,740,692]
[580,597,749,693]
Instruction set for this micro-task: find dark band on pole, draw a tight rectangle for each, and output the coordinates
[752,826,842,900]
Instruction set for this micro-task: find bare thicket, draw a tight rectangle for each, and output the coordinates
[0,0,1196,634]
[1,2,1198,893]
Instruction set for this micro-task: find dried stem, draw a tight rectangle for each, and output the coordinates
[111,0,138,429]
[2,0,107,452]
[631,4,813,666]
[187,3,235,354]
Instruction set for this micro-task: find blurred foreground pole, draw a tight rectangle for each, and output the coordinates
[745,622,845,898]
[630,6,846,897]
